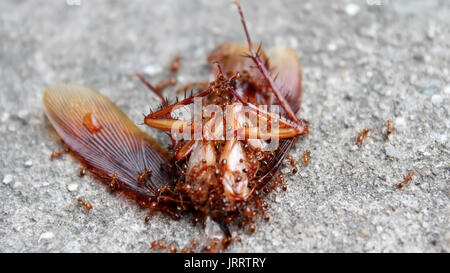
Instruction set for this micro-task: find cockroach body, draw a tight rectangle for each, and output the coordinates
[43,1,307,251]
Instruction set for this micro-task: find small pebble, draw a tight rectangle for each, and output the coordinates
[7,125,16,132]
[444,230,450,242]
[2,174,13,185]
[385,144,401,159]
[327,43,337,51]
[39,232,55,242]
[144,65,162,76]
[444,85,450,95]
[422,88,435,96]
[24,160,33,167]
[360,228,370,237]
[1,112,10,123]
[427,22,436,39]
[431,95,443,105]
[17,109,29,119]
[394,117,406,131]
[67,183,79,192]
[345,3,360,16]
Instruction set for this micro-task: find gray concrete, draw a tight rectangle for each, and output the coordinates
[0,0,449,252]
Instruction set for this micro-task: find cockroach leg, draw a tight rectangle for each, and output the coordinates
[144,118,193,133]
[175,140,195,161]
[396,172,414,189]
[356,128,370,147]
[146,89,211,119]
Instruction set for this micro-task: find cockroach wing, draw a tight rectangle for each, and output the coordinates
[208,42,269,103]
[208,42,268,80]
[259,48,303,186]
[268,47,303,114]
[43,84,173,197]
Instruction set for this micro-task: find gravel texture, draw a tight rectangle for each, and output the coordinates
[0,0,449,252]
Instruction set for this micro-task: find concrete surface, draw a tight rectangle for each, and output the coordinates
[0,0,449,252]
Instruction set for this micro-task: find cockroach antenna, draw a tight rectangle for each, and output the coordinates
[233,0,301,126]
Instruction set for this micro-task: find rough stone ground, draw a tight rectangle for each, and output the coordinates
[0,0,448,252]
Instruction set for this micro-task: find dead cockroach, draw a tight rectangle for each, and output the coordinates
[42,1,307,251]
[77,197,93,211]
[396,172,414,189]
[356,128,370,146]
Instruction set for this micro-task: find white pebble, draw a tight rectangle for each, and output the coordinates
[39,232,55,242]
[0,112,10,123]
[17,109,29,119]
[444,230,450,242]
[444,85,450,95]
[7,125,16,132]
[143,65,162,76]
[24,160,33,167]
[385,143,401,159]
[67,183,79,192]
[327,43,337,51]
[431,95,443,105]
[427,22,436,39]
[2,174,13,185]
[345,3,360,16]
[394,117,406,131]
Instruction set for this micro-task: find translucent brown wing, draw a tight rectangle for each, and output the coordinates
[268,47,303,114]
[208,43,302,114]
[43,84,174,197]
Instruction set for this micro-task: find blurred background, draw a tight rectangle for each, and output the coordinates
[0,0,448,252]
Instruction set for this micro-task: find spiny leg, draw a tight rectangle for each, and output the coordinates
[234,0,300,125]
[134,73,165,101]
